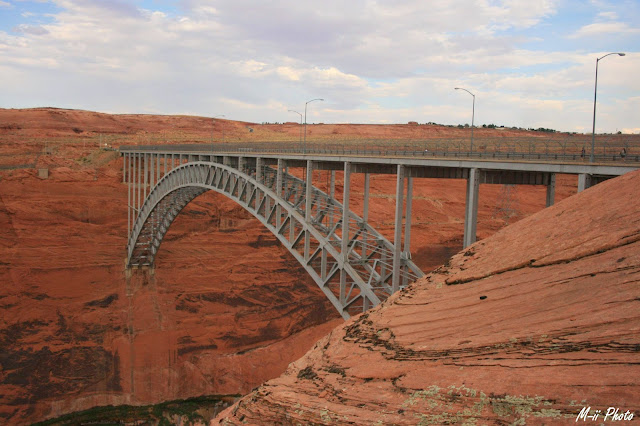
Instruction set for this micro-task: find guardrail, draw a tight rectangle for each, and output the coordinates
[120,140,640,164]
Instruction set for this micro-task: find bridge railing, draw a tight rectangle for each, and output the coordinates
[120,136,640,164]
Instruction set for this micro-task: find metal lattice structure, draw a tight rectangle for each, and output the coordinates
[127,160,423,319]
[493,184,520,223]
[122,145,639,319]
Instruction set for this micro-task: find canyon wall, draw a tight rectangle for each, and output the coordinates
[0,108,581,423]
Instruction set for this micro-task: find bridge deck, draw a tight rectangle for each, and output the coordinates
[119,144,638,318]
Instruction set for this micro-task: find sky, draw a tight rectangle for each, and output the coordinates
[0,0,638,133]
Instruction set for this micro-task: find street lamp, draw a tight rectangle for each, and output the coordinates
[304,98,324,154]
[288,109,303,150]
[212,115,225,150]
[455,88,475,154]
[590,52,625,163]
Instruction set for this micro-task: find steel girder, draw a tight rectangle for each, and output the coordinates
[127,161,423,319]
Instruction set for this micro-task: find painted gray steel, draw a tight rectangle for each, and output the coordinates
[121,144,638,319]
[125,157,423,319]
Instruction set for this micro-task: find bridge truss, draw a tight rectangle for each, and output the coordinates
[125,155,423,319]
[122,147,637,319]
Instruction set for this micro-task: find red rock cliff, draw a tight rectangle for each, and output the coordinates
[0,108,590,423]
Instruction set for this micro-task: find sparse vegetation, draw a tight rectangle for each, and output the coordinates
[32,395,239,426]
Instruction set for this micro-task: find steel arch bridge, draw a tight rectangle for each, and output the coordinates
[127,159,423,319]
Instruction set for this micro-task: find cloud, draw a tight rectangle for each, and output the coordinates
[0,0,636,133]
[597,11,618,20]
[53,0,142,19]
[11,24,49,35]
[569,22,640,38]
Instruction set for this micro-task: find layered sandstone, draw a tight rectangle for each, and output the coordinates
[217,169,640,425]
[0,108,591,423]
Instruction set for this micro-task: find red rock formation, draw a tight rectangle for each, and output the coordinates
[0,161,343,423]
[217,169,640,425]
[0,108,598,423]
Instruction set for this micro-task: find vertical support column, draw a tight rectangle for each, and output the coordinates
[463,168,480,248]
[137,153,142,217]
[143,153,148,201]
[122,152,126,183]
[265,164,271,221]
[363,295,371,312]
[362,173,371,312]
[255,158,263,211]
[329,170,336,229]
[363,173,370,222]
[238,156,246,174]
[223,156,233,193]
[129,153,136,260]
[149,153,154,190]
[304,160,314,260]
[403,176,413,286]
[147,153,154,194]
[340,162,351,305]
[132,154,136,218]
[156,152,160,183]
[546,173,556,207]
[149,154,154,237]
[164,153,168,176]
[127,154,131,238]
[330,170,336,198]
[276,159,284,229]
[256,158,263,183]
[321,249,327,281]
[315,173,324,281]
[380,250,387,282]
[362,173,370,258]
[392,164,404,294]
[577,173,592,193]
[404,176,413,253]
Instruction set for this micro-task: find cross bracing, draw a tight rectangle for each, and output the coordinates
[126,159,422,319]
[121,147,639,319]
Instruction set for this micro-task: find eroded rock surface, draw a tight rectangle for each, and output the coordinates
[217,170,640,425]
[0,108,597,423]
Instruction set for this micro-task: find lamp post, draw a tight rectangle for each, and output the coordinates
[304,98,324,154]
[288,109,303,150]
[590,52,625,163]
[455,88,475,155]
[212,115,225,150]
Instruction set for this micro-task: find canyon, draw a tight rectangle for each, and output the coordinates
[0,108,627,424]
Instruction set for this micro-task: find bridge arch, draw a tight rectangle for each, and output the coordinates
[127,160,422,319]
